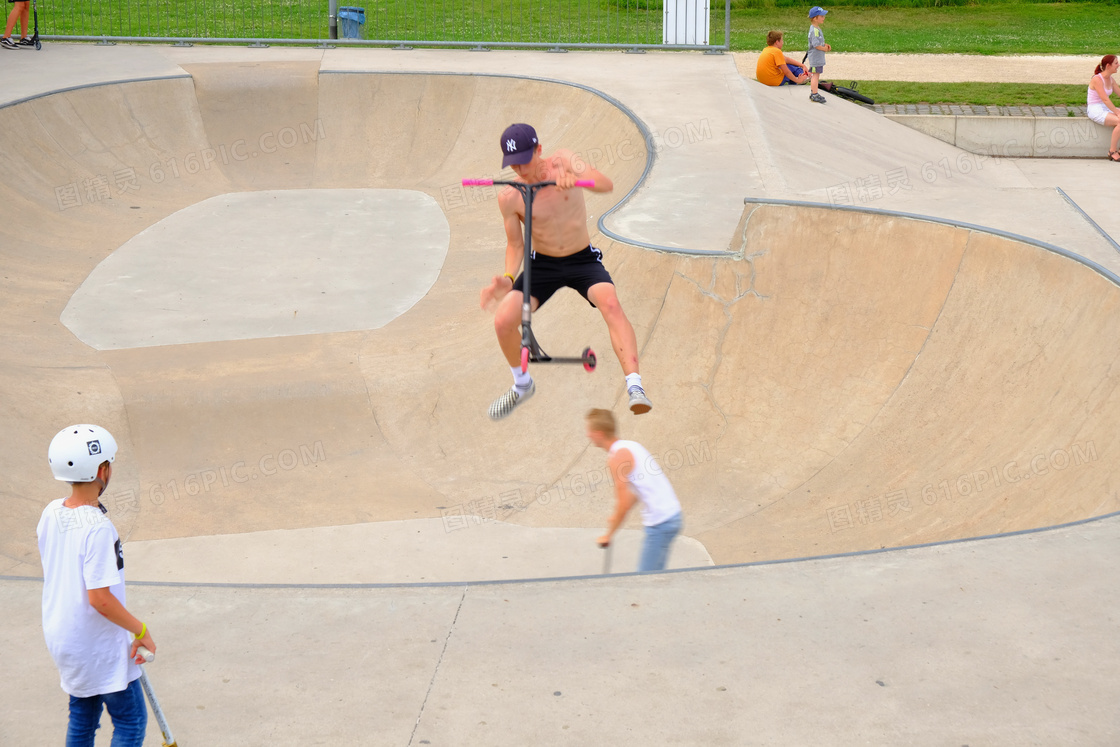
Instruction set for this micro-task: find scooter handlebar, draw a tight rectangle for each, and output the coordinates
[462,179,595,188]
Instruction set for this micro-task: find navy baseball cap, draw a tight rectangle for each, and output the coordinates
[500,123,538,168]
[809,6,828,17]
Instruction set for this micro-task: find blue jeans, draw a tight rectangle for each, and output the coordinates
[67,677,147,747]
[639,512,682,572]
[780,64,805,85]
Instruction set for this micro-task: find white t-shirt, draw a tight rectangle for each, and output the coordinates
[609,440,682,527]
[37,498,141,697]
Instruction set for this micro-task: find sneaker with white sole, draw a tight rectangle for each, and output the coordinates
[0,38,20,50]
[628,385,652,414]
[488,381,535,421]
[809,92,827,104]
[17,37,36,47]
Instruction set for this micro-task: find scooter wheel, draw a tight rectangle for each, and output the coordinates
[583,347,596,372]
[35,41,41,50]
[520,347,529,374]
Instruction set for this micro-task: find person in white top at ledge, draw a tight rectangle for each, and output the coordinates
[1087,54,1120,162]
[37,425,156,747]
[587,408,683,572]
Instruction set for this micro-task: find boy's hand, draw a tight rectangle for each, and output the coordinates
[554,173,579,190]
[480,273,513,311]
[825,43,832,51]
[130,630,155,664]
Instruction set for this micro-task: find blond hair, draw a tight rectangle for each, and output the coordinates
[585,408,616,439]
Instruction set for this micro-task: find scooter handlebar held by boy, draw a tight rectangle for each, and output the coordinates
[462,179,595,188]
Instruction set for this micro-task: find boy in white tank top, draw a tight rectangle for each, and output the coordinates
[587,408,683,571]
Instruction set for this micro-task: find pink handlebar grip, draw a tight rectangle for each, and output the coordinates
[575,180,595,188]
[462,179,493,186]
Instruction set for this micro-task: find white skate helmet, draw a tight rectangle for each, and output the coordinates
[48,424,118,483]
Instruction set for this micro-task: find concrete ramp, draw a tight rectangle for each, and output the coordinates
[3,49,1120,746]
[0,69,647,579]
[2,64,1119,584]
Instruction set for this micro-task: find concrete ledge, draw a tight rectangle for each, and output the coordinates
[886,114,1111,158]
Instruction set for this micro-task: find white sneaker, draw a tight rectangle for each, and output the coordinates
[628,385,652,414]
[488,381,535,421]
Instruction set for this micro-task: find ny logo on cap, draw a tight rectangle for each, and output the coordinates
[506,139,518,153]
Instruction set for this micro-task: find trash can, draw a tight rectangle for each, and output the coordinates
[338,6,365,40]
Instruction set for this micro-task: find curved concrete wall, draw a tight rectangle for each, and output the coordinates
[2,67,1117,579]
[0,69,648,575]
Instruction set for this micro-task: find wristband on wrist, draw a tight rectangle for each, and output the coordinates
[503,272,515,283]
[135,622,146,640]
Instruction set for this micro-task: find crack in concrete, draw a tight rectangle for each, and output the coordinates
[408,587,467,747]
[665,247,771,447]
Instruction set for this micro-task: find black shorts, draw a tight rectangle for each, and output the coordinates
[513,245,613,308]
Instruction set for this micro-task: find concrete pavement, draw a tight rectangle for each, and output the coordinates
[1,44,1118,745]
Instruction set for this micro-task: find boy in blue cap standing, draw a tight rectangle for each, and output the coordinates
[807,6,832,104]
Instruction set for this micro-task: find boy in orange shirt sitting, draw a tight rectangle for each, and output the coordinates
[755,30,809,87]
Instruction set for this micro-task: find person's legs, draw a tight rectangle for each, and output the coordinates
[102,678,148,747]
[3,2,21,39]
[16,0,27,37]
[638,513,682,572]
[779,64,805,85]
[66,693,106,747]
[1107,113,1120,159]
[489,287,541,419]
[809,66,827,103]
[586,282,638,376]
[494,289,534,368]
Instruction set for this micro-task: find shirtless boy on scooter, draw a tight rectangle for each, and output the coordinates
[480,123,652,420]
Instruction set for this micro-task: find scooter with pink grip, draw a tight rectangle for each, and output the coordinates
[463,178,598,373]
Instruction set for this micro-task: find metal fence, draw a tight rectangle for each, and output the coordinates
[39,0,730,52]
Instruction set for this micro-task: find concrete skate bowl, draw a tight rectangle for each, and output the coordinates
[0,64,649,579]
[3,63,1119,584]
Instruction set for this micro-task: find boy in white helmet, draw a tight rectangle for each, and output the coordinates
[37,424,155,746]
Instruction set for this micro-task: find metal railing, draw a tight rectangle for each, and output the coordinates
[39,0,730,52]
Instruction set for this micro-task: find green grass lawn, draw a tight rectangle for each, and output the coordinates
[41,1,1119,54]
[37,1,1117,107]
[731,3,1114,55]
[41,0,666,43]
[854,81,1099,107]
